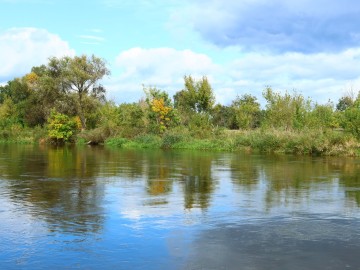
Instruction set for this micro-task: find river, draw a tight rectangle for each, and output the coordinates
[1,144,360,269]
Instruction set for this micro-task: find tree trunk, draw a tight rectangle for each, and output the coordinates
[78,92,87,130]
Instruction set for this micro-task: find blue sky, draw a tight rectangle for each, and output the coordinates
[1,0,360,105]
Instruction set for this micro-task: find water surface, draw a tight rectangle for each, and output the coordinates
[1,144,360,269]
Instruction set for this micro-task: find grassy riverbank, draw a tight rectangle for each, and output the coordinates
[0,125,46,144]
[104,128,360,156]
[1,126,359,156]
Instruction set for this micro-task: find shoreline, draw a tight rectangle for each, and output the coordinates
[2,128,358,157]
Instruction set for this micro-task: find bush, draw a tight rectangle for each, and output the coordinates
[105,137,129,147]
[161,128,190,148]
[134,134,162,148]
[47,110,77,144]
[32,125,47,143]
[78,125,112,144]
[105,134,161,148]
[223,128,359,156]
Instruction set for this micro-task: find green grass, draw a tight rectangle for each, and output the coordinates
[105,134,162,149]
[104,128,360,156]
[2,124,360,156]
[225,128,360,156]
[0,125,46,144]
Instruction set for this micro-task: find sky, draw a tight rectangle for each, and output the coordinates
[1,0,360,105]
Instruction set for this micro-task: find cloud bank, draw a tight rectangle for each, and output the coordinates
[0,28,74,81]
[188,0,360,53]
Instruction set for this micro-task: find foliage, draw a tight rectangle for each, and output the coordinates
[230,94,261,129]
[262,87,312,130]
[2,53,360,157]
[5,78,31,104]
[47,110,77,144]
[307,102,339,129]
[105,134,161,149]
[188,113,214,138]
[78,125,111,144]
[151,98,172,132]
[0,96,18,128]
[174,75,215,114]
[22,71,67,127]
[105,137,129,147]
[336,95,354,111]
[342,99,360,139]
[212,104,233,128]
[161,127,190,148]
[116,102,146,137]
[46,55,110,129]
[230,129,359,156]
[0,78,31,126]
[144,86,179,134]
[133,134,162,148]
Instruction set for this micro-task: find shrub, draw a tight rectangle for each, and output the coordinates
[134,134,162,148]
[47,110,77,144]
[161,128,189,148]
[78,125,112,144]
[105,137,129,147]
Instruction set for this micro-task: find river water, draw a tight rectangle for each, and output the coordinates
[1,144,360,269]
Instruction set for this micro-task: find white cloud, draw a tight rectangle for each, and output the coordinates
[79,35,105,42]
[107,47,219,102]
[228,49,360,104]
[0,28,75,81]
[79,34,105,45]
[106,46,360,105]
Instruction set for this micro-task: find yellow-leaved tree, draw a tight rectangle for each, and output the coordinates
[144,86,179,134]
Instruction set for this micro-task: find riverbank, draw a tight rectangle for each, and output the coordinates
[1,127,359,156]
[104,128,360,156]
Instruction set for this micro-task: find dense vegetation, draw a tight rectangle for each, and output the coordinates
[1,54,360,156]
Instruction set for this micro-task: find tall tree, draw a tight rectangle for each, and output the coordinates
[212,104,232,128]
[48,55,110,130]
[263,87,311,130]
[174,75,215,114]
[230,94,261,129]
[336,95,354,111]
[23,66,70,127]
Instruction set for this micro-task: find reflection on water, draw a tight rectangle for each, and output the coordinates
[1,145,360,269]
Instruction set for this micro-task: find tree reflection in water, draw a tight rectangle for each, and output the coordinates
[0,145,105,234]
[1,145,360,234]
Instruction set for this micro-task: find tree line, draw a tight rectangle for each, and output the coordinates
[1,54,360,145]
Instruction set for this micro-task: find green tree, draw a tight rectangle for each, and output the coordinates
[174,76,216,133]
[0,96,18,128]
[6,78,31,104]
[104,102,146,138]
[230,94,261,129]
[47,55,110,130]
[0,84,11,104]
[11,62,83,128]
[341,98,360,138]
[21,69,67,127]
[308,102,338,129]
[0,77,31,126]
[336,95,354,111]
[212,104,232,128]
[263,87,311,130]
[174,75,215,114]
